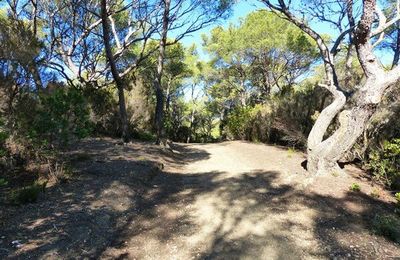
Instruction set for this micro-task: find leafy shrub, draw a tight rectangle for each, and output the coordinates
[226,106,253,140]
[0,178,8,186]
[133,130,156,142]
[349,183,361,192]
[287,147,296,158]
[10,182,46,204]
[0,119,8,157]
[222,84,330,148]
[84,87,120,137]
[31,87,92,148]
[367,138,400,189]
[395,192,400,204]
[1,86,91,182]
[372,214,400,243]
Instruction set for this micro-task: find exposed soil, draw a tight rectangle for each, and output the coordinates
[0,138,399,259]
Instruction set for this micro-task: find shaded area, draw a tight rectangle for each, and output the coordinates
[0,140,399,259]
[99,169,399,259]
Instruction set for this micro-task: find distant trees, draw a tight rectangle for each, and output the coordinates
[204,10,318,102]
[151,0,233,144]
[2,0,400,183]
[202,10,320,143]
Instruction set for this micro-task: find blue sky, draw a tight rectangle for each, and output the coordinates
[177,1,265,59]
[177,0,339,61]
[177,0,393,65]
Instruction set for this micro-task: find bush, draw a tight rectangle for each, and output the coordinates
[30,87,92,148]
[0,119,8,157]
[226,106,267,141]
[372,214,400,243]
[0,178,8,186]
[349,183,361,192]
[10,182,46,204]
[132,130,156,142]
[0,85,92,183]
[395,192,400,204]
[222,84,330,148]
[84,87,120,137]
[226,106,253,140]
[367,138,400,189]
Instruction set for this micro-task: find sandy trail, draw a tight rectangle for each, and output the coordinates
[102,141,399,259]
[2,139,399,259]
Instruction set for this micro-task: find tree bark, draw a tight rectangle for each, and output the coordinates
[154,0,171,145]
[101,0,129,142]
[392,22,400,68]
[187,109,195,143]
[165,77,172,113]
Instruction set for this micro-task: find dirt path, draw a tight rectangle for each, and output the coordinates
[1,139,399,259]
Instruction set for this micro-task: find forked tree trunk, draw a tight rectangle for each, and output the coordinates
[307,77,390,176]
[307,105,373,175]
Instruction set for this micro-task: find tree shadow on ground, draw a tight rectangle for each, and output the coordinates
[99,168,400,259]
[1,142,399,259]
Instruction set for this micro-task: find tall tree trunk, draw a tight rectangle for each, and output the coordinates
[165,78,172,113]
[29,0,42,92]
[240,80,247,106]
[187,109,195,143]
[187,84,196,143]
[101,0,129,142]
[154,0,171,145]
[392,23,400,68]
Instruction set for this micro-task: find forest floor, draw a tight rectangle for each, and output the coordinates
[0,138,399,259]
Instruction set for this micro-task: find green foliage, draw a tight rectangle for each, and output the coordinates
[0,178,8,186]
[368,138,400,189]
[396,193,400,214]
[372,214,400,243]
[204,10,318,102]
[133,130,156,142]
[349,183,361,192]
[10,182,46,205]
[31,87,92,147]
[226,107,254,140]
[84,87,120,137]
[287,147,296,158]
[219,83,328,147]
[0,13,42,68]
[0,119,8,157]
